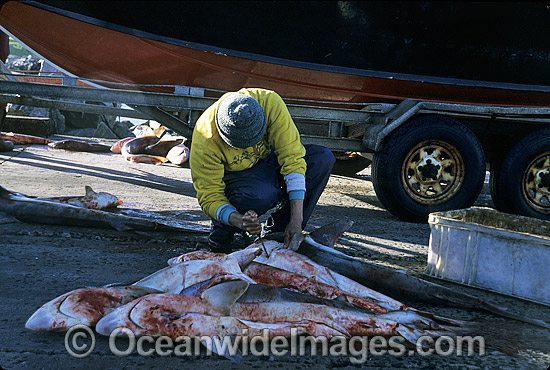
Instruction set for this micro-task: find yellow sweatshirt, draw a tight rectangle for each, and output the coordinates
[190,88,306,222]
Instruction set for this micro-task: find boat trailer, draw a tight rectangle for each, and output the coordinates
[2,66,550,222]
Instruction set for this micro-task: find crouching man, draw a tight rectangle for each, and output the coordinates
[190,88,335,252]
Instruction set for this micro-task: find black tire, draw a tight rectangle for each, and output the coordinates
[490,128,550,220]
[372,115,486,222]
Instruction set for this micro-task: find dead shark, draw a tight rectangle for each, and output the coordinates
[25,286,160,332]
[165,143,189,165]
[249,239,404,311]
[0,185,208,233]
[110,126,166,154]
[118,126,171,165]
[143,139,184,157]
[298,221,550,329]
[170,220,550,328]
[132,249,260,293]
[1,132,52,145]
[32,186,122,210]
[96,280,462,344]
[48,139,112,152]
[25,248,261,331]
[120,136,188,165]
[169,222,405,312]
[169,250,392,314]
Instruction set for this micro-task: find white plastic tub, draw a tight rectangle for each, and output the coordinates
[425,207,550,306]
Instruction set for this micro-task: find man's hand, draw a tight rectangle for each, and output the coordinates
[282,198,304,250]
[283,218,304,251]
[241,210,262,235]
[228,210,261,235]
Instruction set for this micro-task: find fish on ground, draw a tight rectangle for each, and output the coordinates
[24,218,547,360]
[143,139,184,156]
[118,136,171,165]
[0,185,208,233]
[110,126,168,154]
[169,249,392,314]
[120,136,189,165]
[165,143,189,165]
[120,136,160,158]
[25,248,262,331]
[96,280,462,345]
[297,222,550,329]
[25,286,160,331]
[171,220,550,328]
[169,221,404,311]
[249,239,405,311]
[26,219,468,354]
[132,249,260,294]
[1,131,52,145]
[109,137,134,154]
[32,186,122,210]
[112,126,189,165]
[48,139,112,152]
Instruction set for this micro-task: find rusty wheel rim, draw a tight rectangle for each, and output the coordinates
[401,141,465,204]
[522,152,550,214]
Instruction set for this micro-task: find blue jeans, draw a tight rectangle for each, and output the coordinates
[209,144,335,244]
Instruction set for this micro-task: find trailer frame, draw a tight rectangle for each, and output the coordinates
[2,67,550,221]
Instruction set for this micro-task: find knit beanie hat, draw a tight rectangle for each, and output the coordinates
[215,94,266,148]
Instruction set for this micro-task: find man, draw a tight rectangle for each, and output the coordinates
[190,88,335,252]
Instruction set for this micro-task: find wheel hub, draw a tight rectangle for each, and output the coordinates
[420,162,441,180]
[402,141,465,204]
[539,172,550,188]
[523,153,550,213]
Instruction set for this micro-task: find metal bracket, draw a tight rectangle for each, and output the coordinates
[362,99,422,151]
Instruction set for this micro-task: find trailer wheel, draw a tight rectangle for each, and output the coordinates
[372,115,486,222]
[490,128,550,220]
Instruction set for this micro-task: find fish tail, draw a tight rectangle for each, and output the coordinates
[0,185,11,197]
[395,324,426,345]
[410,309,469,327]
[479,301,550,328]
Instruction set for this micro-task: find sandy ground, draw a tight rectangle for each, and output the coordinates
[0,140,549,370]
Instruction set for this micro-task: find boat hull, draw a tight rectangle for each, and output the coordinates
[1,1,550,106]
